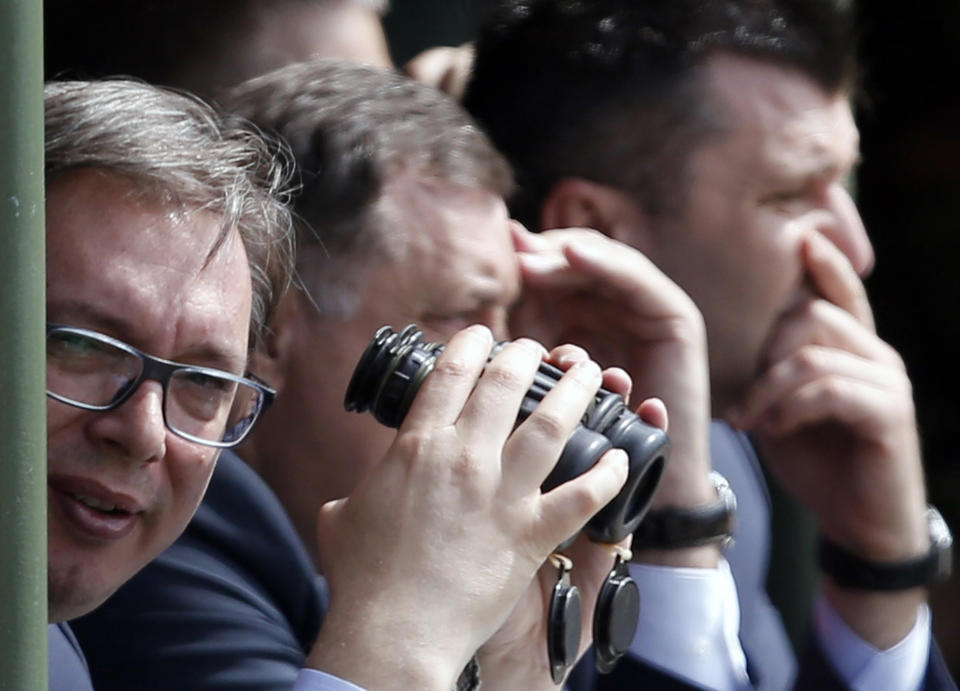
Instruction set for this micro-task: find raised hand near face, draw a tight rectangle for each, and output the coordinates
[509,224,719,568]
[476,343,669,690]
[306,325,631,690]
[729,230,930,647]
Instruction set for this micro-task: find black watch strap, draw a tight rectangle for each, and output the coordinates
[819,506,953,591]
[632,471,737,550]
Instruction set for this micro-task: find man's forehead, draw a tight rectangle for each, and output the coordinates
[46,170,253,371]
[705,53,860,176]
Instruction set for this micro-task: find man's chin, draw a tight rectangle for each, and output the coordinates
[48,564,125,623]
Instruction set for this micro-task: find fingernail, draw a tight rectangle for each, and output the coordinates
[517,252,565,273]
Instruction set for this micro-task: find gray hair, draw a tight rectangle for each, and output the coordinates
[45,79,296,346]
[223,58,513,318]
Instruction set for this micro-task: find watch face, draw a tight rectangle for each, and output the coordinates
[927,507,953,584]
[928,507,953,548]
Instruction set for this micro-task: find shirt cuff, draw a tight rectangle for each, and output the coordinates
[814,594,931,691]
[627,558,751,690]
[294,669,368,691]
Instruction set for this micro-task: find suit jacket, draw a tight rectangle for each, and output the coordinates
[567,423,957,691]
[572,639,957,691]
[72,436,956,691]
[49,622,94,691]
[71,450,327,690]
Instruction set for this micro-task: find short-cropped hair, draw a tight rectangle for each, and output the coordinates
[223,59,513,317]
[465,0,857,227]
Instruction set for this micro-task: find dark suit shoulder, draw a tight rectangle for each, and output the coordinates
[71,451,326,691]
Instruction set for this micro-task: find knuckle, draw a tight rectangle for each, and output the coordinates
[881,342,907,370]
[483,360,528,392]
[432,353,473,381]
[566,480,608,516]
[792,347,825,376]
[816,375,847,402]
[449,447,486,485]
[392,428,433,463]
[526,408,571,442]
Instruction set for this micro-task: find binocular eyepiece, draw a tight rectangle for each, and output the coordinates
[344,324,669,544]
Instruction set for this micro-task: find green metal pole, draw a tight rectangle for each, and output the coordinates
[0,0,47,689]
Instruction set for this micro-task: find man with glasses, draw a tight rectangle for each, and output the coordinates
[67,60,705,690]
[45,325,275,448]
[46,77,645,691]
[44,78,293,689]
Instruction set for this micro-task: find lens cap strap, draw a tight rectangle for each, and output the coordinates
[594,545,640,674]
[547,553,582,684]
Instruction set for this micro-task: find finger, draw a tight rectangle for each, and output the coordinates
[600,366,632,403]
[544,345,633,411]
[804,231,875,331]
[510,219,551,253]
[455,337,547,446]
[734,346,910,432]
[561,232,698,315]
[502,356,603,492]
[519,288,700,359]
[763,298,901,371]
[545,345,633,410]
[634,396,668,432]
[515,228,624,291]
[402,324,493,430]
[535,448,630,550]
[749,375,900,437]
[546,343,591,370]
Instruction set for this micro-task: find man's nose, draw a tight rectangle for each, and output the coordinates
[88,381,167,464]
[817,184,876,277]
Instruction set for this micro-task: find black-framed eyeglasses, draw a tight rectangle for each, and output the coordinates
[46,323,275,448]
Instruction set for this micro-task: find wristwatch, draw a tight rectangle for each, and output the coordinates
[632,471,737,550]
[819,506,953,591]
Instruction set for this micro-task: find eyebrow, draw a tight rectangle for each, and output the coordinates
[46,299,248,374]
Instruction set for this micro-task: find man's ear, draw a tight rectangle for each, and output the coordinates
[248,290,300,393]
[541,177,654,252]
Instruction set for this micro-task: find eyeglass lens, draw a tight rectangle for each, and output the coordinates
[47,329,262,445]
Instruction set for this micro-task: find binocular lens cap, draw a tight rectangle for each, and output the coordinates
[548,581,582,684]
[594,571,640,672]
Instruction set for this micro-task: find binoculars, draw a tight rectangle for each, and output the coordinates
[344,324,670,544]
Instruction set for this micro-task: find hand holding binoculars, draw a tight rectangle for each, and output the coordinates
[344,324,670,544]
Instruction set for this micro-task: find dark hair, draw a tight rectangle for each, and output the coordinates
[223,58,513,317]
[44,0,390,100]
[464,0,857,227]
[45,79,296,346]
